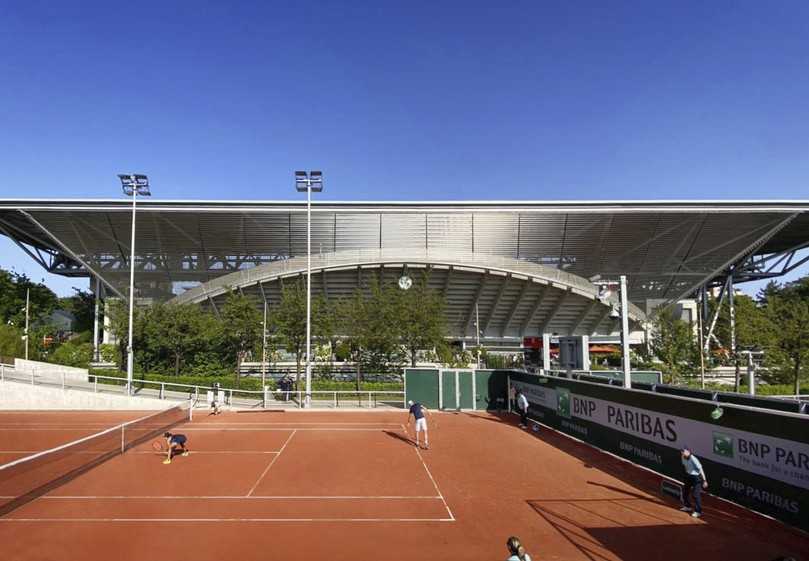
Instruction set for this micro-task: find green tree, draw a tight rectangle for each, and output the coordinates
[0,324,24,360]
[270,280,330,387]
[397,275,447,367]
[651,306,699,383]
[0,269,58,329]
[712,292,769,390]
[57,288,96,334]
[104,299,133,370]
[49,340,93,368]
[221,291,261,387]
[759,279,809,395]
[344,278,405,384]
[146,303,219,376]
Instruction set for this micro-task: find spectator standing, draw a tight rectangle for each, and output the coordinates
[515,389,529,429]
[680,446,708,518]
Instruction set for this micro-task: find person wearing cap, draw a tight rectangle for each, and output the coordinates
[680,446,708,518]
[406,400,431,449]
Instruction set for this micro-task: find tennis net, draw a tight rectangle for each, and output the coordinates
[0,400,192,516]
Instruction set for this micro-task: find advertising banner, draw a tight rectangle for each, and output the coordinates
[510,375,809,530]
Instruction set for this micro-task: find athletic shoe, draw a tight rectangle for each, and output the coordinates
[182,451,189,457]
[424,444,429,450]
[679,507,692,512]
[691,512,701,518]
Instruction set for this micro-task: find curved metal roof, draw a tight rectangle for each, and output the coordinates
[171,249,645,341]
[0,199,807,310]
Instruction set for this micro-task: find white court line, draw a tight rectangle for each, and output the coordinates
[0,517,453,522]
[246,429,296,496]
[404,424,455,522]
[195,422,403,426]
[0,451,280,455]
[0,424,124,428]
[4,495,443,500]
[133,451,279,455]
[0,429,121,431]
[182,428,396,432]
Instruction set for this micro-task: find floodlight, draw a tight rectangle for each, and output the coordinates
[295,170,323,192]
[118,174,151,196]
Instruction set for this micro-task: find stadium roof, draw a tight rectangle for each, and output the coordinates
[1,198,808,343]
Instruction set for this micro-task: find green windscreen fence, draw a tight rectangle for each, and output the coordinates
[404,369,440,409]
[441,370,457,409]
[459,372,475,409]
[404,369,510,412]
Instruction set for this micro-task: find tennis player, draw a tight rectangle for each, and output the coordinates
[406,400,430,449]
[680,445,708,518]
[163,431,190,464]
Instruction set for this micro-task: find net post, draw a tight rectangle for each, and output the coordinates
[334,391,337,408]
[195,386,200,403]
[188,397,194,421]
[120,425,125,454]
[160,382,165,400]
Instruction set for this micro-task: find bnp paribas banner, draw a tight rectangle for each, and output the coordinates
[510,376,809,529]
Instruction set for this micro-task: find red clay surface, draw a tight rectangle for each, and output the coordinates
[0,410,149,464]
[0,409,807,561]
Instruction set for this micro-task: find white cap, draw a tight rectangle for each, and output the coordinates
[407,400,414,406]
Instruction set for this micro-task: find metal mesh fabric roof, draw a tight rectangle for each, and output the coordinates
[1,199,807,311]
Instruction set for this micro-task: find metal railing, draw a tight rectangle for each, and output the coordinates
[771,394,809,402]
[0,364,405,410]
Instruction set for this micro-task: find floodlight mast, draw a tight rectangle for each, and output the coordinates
[591,276,632,388]
[118,173,150,395]
[295,170,323,408]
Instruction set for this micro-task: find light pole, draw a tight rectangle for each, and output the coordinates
[24,287,30,361]
[118,174,150,395]
[261,299,268,393]
[619,275,631,388]
[295,171,323,408]
[591,275,632,388]
[475,302,481,368]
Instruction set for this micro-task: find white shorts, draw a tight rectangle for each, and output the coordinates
[415,418,428,432]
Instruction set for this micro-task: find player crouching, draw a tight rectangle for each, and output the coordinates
[163,431,189,464]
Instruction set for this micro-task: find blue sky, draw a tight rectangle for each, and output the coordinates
[1,1,807,295]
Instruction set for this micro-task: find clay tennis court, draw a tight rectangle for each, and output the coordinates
[0,409,806,561]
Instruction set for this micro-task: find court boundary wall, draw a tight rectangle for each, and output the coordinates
[507,370,809,531]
